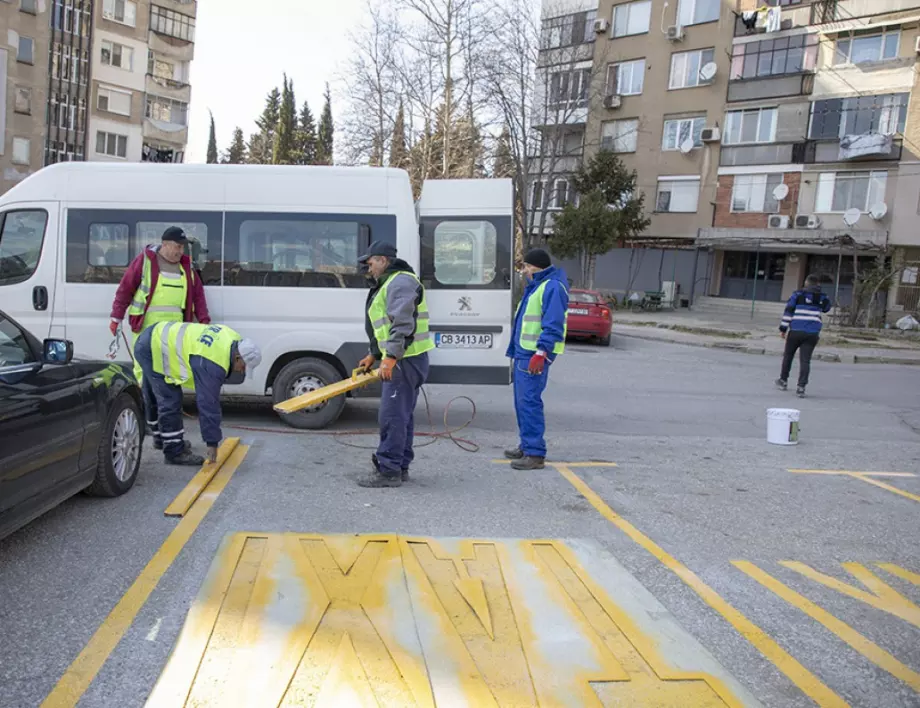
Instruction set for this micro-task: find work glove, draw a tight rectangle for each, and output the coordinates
[358,354,376,373]
[206,446,219,464]
[379,357,397,381]
[527,352,546,375]
[109,319,119,336]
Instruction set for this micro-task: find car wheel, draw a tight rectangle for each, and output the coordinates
[273,357,346,429]
[599,334,611,347]
[86,393,143,497]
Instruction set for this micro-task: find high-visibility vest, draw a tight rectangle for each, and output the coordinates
[127,255,189,330]
[368,272,434,359]
[516,280,567,355]
[150,322,241,386]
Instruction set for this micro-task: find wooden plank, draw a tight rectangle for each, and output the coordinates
[164,438,241,518]
[273,370,379,414]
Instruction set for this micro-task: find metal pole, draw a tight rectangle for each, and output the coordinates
[670,246,678,307]
[689,246,700,309]
[751,243,761,320]
[834,241,843,309]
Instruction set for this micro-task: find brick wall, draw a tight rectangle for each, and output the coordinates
[713,173,802,228]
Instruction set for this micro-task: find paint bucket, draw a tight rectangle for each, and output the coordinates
[767,408,800,446]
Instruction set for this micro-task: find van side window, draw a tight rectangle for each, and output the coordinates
[420,216,512,291]
[224,213,392,288]
[0,210,48,286]
[138,221,211,272]
[89,224,131,267]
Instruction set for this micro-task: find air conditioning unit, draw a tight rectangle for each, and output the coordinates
[666,25,685,42]
[594,18,609,33]
[604,94,622,109]
[700,127,721,143]
[795,214,821,229]
[768,214,790,229]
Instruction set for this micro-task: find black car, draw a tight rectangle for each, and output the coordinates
[0,310,144,540]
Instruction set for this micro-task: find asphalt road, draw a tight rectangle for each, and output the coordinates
[2,336,919,707]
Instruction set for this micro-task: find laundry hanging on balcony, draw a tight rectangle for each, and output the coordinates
[741,11,759,31]
[839,133,893,160]
[765,7,782,33]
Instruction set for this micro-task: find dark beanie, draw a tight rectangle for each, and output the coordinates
[523,248,552,269]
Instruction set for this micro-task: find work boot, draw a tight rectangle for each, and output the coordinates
[775,378,788,391]
[357,471,402,488]
[155,438,190,453]
[504,447,524,460]
[165,449,205,466]
[401,468,410,482]
[797,386,806,398]
[511,456,545,470]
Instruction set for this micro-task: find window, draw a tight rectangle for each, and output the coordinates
[86,224,131,267]
[810,94,908,139]
[656,178,700,213]
[44,140,84,164]
[662,116,705,151]
[531,181,545,210]
[150,6,196,42]
[0,210,48,286]
[95,131,128,158]
[17,36,34,64]
[52,44,89,84]
[101,40,134,70]
[834,29,900,65]
[549,69,591,108]
[142,143,184,163]
[431,221,498,286]
[730,35,819,80]
[731,174,784,212]
[553,179,574,209]
[50,93,86,131]
[602,119,639,153]
[14,87,32,115]
[612,1,651,38]
[146,95,188,125]
[97,87,132,116]
[669,48,715,89]
[678,0,719,26]
[20,0,37,14]
[12,138,30,165]
[0,314,36,369]
[815,171,887,213]
[606,59,645,96]
[52,0,92,35]
[541,10,597,48]
[724,107,777,144]
[103,0,137,26]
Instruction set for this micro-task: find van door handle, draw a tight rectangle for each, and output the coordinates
[33,285,48,311]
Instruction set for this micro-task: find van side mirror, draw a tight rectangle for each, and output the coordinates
[42,339,74,365]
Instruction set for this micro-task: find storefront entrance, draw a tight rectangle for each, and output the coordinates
[718,251,786,302]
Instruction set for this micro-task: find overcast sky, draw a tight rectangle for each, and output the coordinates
[185,0,365,163]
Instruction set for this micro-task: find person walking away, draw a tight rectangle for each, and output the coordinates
[109,226,211,450]
[776,273,832,398]
[355,241,434,488]
[134,322,261,465]
[504,249,569,470]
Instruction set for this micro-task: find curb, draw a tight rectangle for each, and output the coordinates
[853,355,920,366]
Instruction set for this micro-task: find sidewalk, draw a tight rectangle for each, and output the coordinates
[612,308,920,365]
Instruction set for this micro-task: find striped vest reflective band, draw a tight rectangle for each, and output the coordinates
[368,272,434,359]
[150,322,241,386]
[127,256,188,330]
[517,280,567,354]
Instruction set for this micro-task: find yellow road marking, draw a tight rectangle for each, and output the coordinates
[734,561,920,692]
[877,563,920,587]
[493,459,618,468]
[788,469,920,505]
[164,437,241,517]
[544,462,846,708]
[41,444,249,708]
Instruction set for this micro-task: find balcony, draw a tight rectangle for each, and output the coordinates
[153,0,198,16]
[810,0,917,25]
[719,141,810,167]
[698,226,888,252]
[804,137,903,163]
[148,30,195,61]
[145,73,191,102]
[728,73,814,102]
[733,1,813,37]
[143,119,188,146]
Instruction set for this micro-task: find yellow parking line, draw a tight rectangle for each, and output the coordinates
[788,469,920,505]
[165,438,241,517]
[851,476,920,505]
[550,462,846,708]
[41,444,249,708]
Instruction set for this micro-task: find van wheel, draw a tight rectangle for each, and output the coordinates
[273,358,346,429]
[86,393,143,497]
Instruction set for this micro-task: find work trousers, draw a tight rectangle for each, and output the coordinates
[377,352,430,477]
[134,328,186,457]
[780,330,820,388]
[513,357,551,458]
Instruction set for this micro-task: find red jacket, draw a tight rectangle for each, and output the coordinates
[110,246,211,333]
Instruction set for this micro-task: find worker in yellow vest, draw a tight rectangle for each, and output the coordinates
[504,249,569,470]
[355,241,434,488]
[109,226,211,451]
[134,322,261,465]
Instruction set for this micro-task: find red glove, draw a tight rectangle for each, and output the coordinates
[109,320,119,336]
[527,352,546,375]
[379,357,397,381]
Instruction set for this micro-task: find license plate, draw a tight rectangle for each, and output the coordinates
[435,332,493,348]
[569,308,590,315]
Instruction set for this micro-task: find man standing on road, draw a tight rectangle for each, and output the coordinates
[776,273,832,398]
[355,241,434,488]
[504,249,569,470]
[134,322,261,466]
[109,226,211,450]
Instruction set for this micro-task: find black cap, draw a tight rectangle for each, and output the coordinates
[358,240,397,263]
[162,226,188,244]
[523,248,552,270]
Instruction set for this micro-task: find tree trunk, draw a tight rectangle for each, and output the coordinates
[587,253,597,291]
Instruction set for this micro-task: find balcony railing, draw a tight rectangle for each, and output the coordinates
[733,1,812,37]
[147,73,189,90]
[804,137,903,163]
[810,0,913,25]
[719,141,809,167]
[727,72,814,102]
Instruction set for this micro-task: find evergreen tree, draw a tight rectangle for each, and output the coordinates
[224,127,246,164]
[272,75,297,165]
[206,111,218,164]
[246,133,268,165]
[316,83,335,165]
[493,126,515,179]
[389,102,408,170]
[296,101,317,166]
[250,87,281,164]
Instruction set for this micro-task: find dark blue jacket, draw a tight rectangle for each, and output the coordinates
[506,265,569,362]
[190,341,237,446]
[780,287,832,335]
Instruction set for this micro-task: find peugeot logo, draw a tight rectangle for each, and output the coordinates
[458,297,472,312]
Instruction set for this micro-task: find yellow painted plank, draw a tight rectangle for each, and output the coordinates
[41,444,249,708]
[164,437,241,517]
[274,370,379,414]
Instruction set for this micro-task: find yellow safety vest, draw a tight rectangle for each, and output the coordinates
[368,272,434,359]
[150,322,241,387]
[127,255,189,330]
[516,280,567,355]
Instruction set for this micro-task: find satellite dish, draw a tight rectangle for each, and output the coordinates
[772,183,789,201]
[869,202,888,220]
[699,62,718,82]
[679,138,695,154]
[843,208,861,227]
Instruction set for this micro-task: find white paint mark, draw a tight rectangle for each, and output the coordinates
[146,617,163,642]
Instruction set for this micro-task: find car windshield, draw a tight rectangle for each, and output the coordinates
[569,292,601,304]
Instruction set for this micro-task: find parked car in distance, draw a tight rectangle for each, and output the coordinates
[0,310,144,540]
[566,289,612,346]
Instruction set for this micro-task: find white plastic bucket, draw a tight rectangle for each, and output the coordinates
[767,408,800,445]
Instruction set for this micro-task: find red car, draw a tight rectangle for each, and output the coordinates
[566,289,612,346]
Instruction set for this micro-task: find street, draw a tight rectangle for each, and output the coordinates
[2,336,919,707]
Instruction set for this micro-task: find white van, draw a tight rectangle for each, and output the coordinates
[0,163,514,428]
